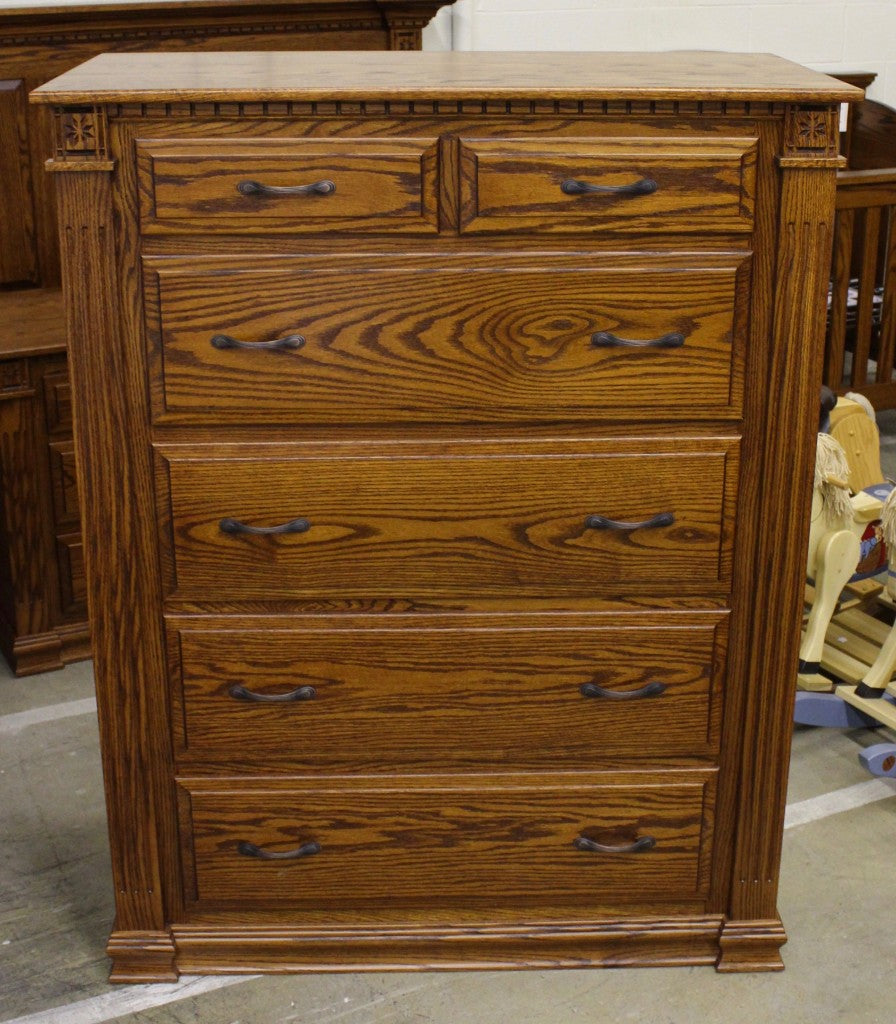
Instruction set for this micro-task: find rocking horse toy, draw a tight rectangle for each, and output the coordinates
[794,387,896,777]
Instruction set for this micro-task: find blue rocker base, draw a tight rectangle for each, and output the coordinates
[794,691,881,728]
[858,743,896,777]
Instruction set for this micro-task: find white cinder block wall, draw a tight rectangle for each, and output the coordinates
[424,0,896,109]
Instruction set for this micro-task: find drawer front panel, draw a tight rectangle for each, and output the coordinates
[158,440,738,599]
[458,137,757,234]
[41,370,73,435]
[48,441,80,528]
[169,614,727,764]
[137,139,439,234]
[56,534,86,616]
[147,257,749,424]
[179,773,715,907]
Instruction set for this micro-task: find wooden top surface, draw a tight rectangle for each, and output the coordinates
[0,288,65,359]
[31,50,861,105]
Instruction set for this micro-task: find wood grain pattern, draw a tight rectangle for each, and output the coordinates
[169,918,724,971]
[158,439,738,599]
[0,78,36,283]
[0,287,64,359]
[168,612,727,765]
[725,162,838,930]
[42,56,845,978]
[54,167,173,933]
[0,349,88,673]
[458,137,757,234]
[138,138,439,234]
[146,255,749,424]
[48,440,79,526]
[6,1,445,287]
[178,771,716,908]
[31,51,861,105]
[0,3,441,678]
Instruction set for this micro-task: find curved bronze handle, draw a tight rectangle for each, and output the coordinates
[238,839,321,861]
[573,835,656,854]
[591,331,685,350]
[237,179,336,197]
[219,517,311,536]
[229,683,316,703]
[585,512,674,531]
[211,333,305,352]
[561,177,657,197]
[580,681,667,700]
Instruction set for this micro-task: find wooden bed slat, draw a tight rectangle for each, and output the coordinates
[853,206,882,388]
[828,207,854,387]
[878,205,896,383]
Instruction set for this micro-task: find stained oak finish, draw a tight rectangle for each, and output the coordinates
[31,50,861,105]
[158,440,737,599]
[0,1,445,676]
[0,316,88,674]
[168,613,727,765]
[457,137,757,234]
[138,138,440,234]
[178,772,716,908]
[0,79,36,284]
[39,51,854,978]
[2,1,448,286]
[821,75,896,407]
[147,255,749,424]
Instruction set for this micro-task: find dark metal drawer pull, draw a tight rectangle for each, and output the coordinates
[561,177,658,197]
[229,683,316,703]
[585,512,674,531]
[237,179,336,197]
[591,331,685,350]
[219,517,311,536]
[238,839,322,861]
[211,333,306,352]
[574,835,656,854]
[580,680,667,700]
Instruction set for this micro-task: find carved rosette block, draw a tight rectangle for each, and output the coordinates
[389,26,421,49]
[783,104,840,161]
[50,105,113,170]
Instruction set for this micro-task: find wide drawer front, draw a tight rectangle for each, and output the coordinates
[168,613,727,766]
[458,137,757,234]
[178,773,716,908]
[146,256,749,424]
[157,439,738,599]
[137,138,439,234]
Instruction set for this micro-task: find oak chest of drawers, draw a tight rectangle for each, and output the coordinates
[34,51,859,980]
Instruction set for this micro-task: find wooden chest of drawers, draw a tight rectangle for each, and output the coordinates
[34,50,858,980]
[0,290,89,675]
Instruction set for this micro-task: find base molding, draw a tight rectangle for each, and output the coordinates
[2,622,91,676]
[161,917,726,976]
[107,930,179,983]
[716,918,787,972]
[107,918,791,980]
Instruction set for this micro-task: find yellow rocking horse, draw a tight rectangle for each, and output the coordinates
[795,388,896,776]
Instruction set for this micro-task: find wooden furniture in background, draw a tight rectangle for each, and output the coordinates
[36,49,856,978]
[0,290,88,676]
[0,0,448,675]
[824,73,896,406]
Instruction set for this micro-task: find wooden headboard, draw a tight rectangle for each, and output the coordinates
[0,0,451,286]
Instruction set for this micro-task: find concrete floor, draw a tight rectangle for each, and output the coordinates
[2,652,896,1024]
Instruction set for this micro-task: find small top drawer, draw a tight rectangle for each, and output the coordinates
[458,137,757,234]
[137,138,439,234]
